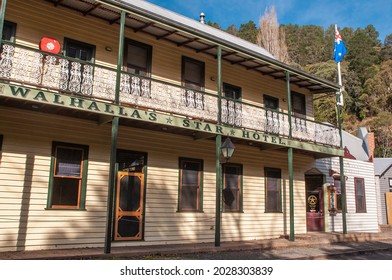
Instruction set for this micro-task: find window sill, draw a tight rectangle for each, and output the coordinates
[45,207,87,211]
[176,210,204,213]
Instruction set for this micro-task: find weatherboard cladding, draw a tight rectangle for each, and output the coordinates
[374,158,392,224]
[0,106,314,251]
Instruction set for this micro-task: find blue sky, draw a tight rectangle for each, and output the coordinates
[145,0,391,42]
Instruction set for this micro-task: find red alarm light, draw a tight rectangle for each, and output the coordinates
[40,37,61,54]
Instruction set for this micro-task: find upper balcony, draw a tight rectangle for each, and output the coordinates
[0,42,340,148]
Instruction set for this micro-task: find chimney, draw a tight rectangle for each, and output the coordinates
[199,12,205,24]
[367,132,375,162]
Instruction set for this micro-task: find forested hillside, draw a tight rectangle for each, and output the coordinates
[207,19,392,157]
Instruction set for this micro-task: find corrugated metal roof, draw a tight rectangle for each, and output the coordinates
[374,158,392,176]
[342,130,369,161]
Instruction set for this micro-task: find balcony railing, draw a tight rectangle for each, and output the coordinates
[0,43,340,147]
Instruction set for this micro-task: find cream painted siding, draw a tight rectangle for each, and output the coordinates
[6,0,313,118]
[0,105,315,251]
[314,158,378,233]
[0,107,112,251]
[220,150,311,241]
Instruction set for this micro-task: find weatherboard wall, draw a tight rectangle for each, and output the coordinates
[314,157,378,233]
[0,106,312,251]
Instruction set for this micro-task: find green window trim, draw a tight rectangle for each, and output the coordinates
[264,167,282,213]
[177,157,204,212]
[46,141,89,210]
[222,163,243,212]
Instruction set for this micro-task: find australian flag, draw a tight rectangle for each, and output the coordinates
[334,30,347,63]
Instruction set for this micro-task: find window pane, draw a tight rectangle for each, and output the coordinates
[223,165,240,211]
[127,44,148,70]
[2,22,16,41]
[265,168,281,212]
[65,39,94,62]
[183,57,204,90]
[292,92,306,115]
[51,178,80,206]
[264,95,279,110]
[180,159,202,211]
[181,185,198,209]
[224,83,241,100]
[182,162,200,185]
[55,147,83,177]
[119,175,141,212]
[184,61,201,84]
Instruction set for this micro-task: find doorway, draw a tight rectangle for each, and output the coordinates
[305,174,325,231]
[114,150,147,241]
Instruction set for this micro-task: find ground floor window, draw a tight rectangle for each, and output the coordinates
[354,177,366,213]
[265,168,282,212]
[47,142,89,209]
[178,158,203,211]
[223,163,242,212]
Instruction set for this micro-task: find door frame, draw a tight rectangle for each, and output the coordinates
[305,173,325,232]
[114,171,145,241]
[114,149,148,241]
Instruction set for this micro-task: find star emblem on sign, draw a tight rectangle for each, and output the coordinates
[166,117,173,124]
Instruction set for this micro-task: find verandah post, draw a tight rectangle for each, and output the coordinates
[104,9,126,254]
[215,45,222,247]
[286,71,295,241]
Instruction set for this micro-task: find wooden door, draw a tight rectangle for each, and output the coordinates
[305,175,325,231]
[114,172,144,241]
[386,192,392,225]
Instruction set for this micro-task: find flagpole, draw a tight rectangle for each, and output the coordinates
[335,24,347,234]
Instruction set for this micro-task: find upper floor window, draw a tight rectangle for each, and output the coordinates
[182,56,205,90]
[354,177,366,213]
[124,39,152,76]
[265,168,282,212]
[223,163,243,212]
[47,142,89,209]
[64,38,95,62]
[2,21,16,42]
[178,158,203,211]
[223,83,242,100]
[291,91,306,115]
[389,178,392,192]
[264,94,279,110]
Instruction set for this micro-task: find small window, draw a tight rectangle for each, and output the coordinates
[389,178,392,192]
[291,91,306,115]
[64,38,95,62]
[354,177,366,213]
[334,178,342,211]
[47,142,89,209]
[2,21,16,42]
[223,163,242,212]
[223,83,242,100]
[264,95,279,110]
[124,39,152,76]
[179,158,203,211]
[182,56,205,90]
[265,168,281,212]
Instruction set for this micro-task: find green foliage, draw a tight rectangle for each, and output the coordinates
[369,112,392,157]
[237,20,258,44]
[220,18,391,156]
